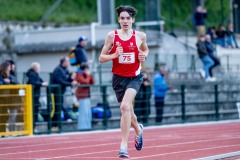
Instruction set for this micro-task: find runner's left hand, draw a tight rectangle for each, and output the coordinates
[138,50,146,62]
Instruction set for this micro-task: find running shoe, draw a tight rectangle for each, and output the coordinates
[119,147,129,158]
[135,124,144,151]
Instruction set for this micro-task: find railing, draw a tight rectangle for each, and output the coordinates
[1,81,238,136]
[31,82,240,134]
[133,82,240,125]
[33,84,112,134]
[0,85,33,136]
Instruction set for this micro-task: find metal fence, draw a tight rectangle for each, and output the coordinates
[31,82,240,134]
[0,85,33,137]
[0,82,239,136]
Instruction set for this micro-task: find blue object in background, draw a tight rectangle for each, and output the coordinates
[92,105,111,118]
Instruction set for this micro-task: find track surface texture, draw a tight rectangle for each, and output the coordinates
[0,120,240,160]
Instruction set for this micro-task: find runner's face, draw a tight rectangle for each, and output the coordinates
[118,11,135,30]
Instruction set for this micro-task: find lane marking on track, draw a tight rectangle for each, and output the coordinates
[1,137,239,158]
[1,126,240,149]
[192,151,240,160]
[16,144,240,160]
[131,145,240,160]
[0,120,239,142]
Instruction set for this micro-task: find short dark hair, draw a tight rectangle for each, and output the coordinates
[60,56,68,65]
[116,5,137,17]
[80,63,89,70]
[159,63,168,71]
[6,60,15,65]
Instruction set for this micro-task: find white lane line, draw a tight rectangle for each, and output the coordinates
[21,158,117,160]
[0,138,118,150]
[192,151,240,160]
[1,128,240,150]
[131,145,240,160]
[1,119,239,142]
[28,144,240,160]
[0,121,239,156]
[1,136,240,156]
[1,120,239,147]
[1,137,239,158]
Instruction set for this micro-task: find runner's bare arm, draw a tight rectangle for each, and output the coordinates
[139,32,149,58]
[99,31,119,63]
[137,32,149,66]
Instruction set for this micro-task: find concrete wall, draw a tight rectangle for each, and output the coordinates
[10,24,240,76]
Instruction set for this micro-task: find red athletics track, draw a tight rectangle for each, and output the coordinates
[0,120,240,160]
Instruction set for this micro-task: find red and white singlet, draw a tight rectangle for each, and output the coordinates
[109,30,141,77]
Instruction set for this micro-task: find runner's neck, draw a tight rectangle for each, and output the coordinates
[118,29,133,40]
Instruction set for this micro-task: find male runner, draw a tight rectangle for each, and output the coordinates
[99,5,149,158]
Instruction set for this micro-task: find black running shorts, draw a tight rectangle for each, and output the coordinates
[112,73,143,103]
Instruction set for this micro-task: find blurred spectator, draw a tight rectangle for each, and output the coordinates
[72,36,88,68]
[0,61,11,133]
[6,60,20,131]
[134,71,151,125]
[226,22,239,48]
[206,26,218,44]
[0,61,11,85]
[6,60,19,84]
[215,24,227,47]
[154,63,170,124]
[196,35,215,81]
[75,64,94,130]
[26,62,48,130]
[50,57,78,131]
[205,34,220,79]
[194,5,207,39]
[0,61,22,133]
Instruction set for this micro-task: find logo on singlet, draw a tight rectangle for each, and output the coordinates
[128,42,135,50]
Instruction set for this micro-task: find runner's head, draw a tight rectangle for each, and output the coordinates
[116,5,137,18]
[116,5,137,31]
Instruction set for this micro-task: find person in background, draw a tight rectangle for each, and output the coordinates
[6,60,19,84]
[205,34,220,80]
[154,63,170,124]
[50,57,78,131]
[226,22,239,48]
[206,26,218,44]
[0,61,16,133]
[26,62,48,131]
[75,64,94,130]
[194,5,207,40]
[215,24,227,47]
[75,36,88,68]
[134,71,151,125]
[196,35,215,81]
[0,61,11,85]
[5,60,20,131]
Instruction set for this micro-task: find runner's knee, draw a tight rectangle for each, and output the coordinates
[120,103,130,113]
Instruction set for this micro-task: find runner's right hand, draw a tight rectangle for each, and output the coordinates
[115,43,123,58]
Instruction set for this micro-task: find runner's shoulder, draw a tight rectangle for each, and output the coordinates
[107,31,115,39]
[135,31,147,40]
[105,31,115,43]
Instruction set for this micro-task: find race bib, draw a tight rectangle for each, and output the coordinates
[118,52,135,64]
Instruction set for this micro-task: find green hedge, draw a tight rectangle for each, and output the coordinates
[0,0,230,30]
